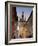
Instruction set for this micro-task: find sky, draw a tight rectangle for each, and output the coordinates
[16,7,33,21]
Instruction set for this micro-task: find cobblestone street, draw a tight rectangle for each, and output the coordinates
[17,21,32,38]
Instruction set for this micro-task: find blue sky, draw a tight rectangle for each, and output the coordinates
[16,7,33,21]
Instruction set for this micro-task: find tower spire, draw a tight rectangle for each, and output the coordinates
[25,16,26,21]
[22,11,24,21]
[22,12,24,19]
